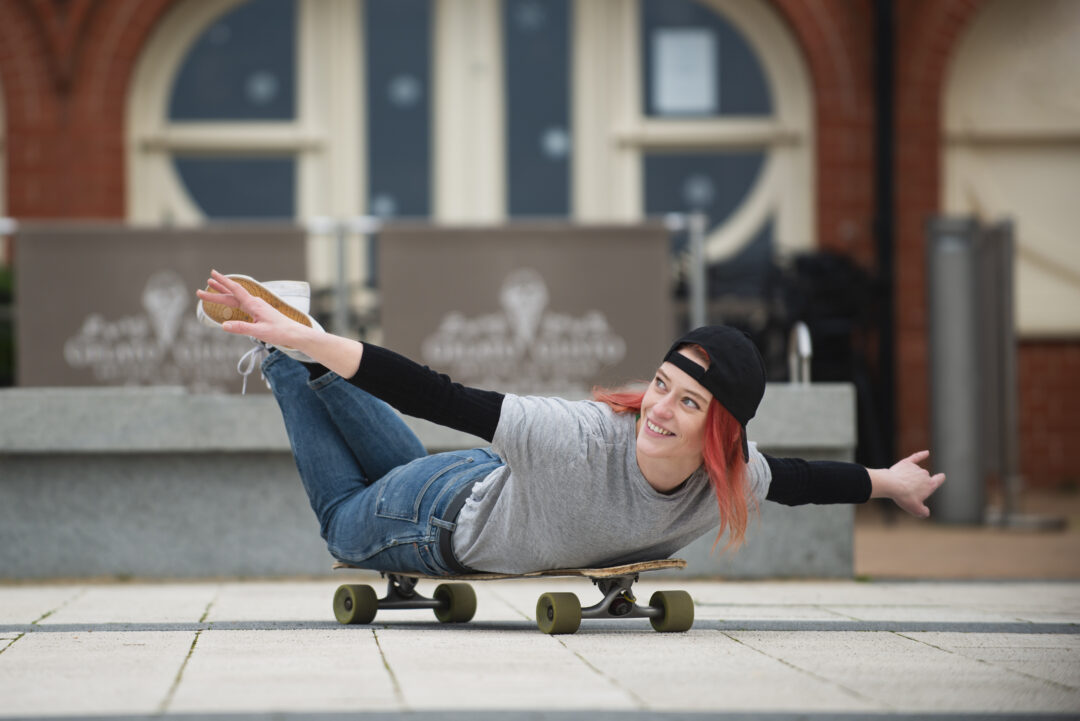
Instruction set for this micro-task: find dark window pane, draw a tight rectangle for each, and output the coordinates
[644,150,765,234]
[708,217,774,298]
[173,157,295,219]
[641,0,771,117]
[504,0,571,217]
[366,0,432,218]
[169,0,296,121]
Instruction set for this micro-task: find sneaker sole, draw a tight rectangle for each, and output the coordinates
[200,275,314,329]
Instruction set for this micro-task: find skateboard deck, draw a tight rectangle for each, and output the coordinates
[331,558,692,634]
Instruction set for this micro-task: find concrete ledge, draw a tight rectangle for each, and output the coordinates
[0,384,856,579]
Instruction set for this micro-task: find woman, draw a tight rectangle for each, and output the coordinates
[196,270,944,576]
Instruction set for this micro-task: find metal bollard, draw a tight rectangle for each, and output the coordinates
[927,217,985,524]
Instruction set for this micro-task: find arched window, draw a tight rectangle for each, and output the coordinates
[573,0,813,265]
[944,0,1080,337]
[128,0,432,290]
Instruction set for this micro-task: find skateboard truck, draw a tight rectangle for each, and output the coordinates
[582,575,662,620]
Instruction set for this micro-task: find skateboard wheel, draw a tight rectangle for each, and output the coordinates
[433,583,477,623]
[334,584,378,625]
[648,590,694,632]
[536,592,581,635]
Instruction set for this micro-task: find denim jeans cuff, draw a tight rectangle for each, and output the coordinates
[260,348,290,374]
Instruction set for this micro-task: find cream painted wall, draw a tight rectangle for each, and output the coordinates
[944,0,1080,337]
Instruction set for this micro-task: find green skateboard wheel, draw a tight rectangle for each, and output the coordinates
[433,583,477,623]
[333,584,378,625]
[649,590,694,632]
[536,592,582,635]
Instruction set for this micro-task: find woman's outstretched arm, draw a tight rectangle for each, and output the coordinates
[765,449,945,517]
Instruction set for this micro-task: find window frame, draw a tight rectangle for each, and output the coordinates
[127,0,365,289]
[572,0,814,261]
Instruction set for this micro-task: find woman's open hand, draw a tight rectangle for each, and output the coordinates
[196,270,308,350]
[869,450,946,518]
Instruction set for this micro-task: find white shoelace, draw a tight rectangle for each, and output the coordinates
[236,339,271,395]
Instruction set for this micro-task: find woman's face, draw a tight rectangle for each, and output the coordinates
[636,348,712,471]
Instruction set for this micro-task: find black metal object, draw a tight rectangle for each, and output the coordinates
[580,575,663,621]
[377,574,445,612]
[873,0,897,464]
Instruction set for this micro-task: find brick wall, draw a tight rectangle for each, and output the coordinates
[1019,342,1080,488]
[771,0,876,267]
[0,0,179,220]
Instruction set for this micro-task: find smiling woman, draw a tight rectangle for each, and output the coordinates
[595,335,753,548]
[195,271,947,582]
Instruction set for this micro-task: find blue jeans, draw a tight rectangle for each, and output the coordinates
[261,351,503,575]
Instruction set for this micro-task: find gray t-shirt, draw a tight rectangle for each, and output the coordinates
[452,394,772,574]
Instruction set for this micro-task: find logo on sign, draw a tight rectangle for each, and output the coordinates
[62,270,252,391]
[420,269,627,396]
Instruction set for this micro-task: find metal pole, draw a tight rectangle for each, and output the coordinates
[927,217,984,524]
[995,221,1022,518]
[333,222,349,337]
[788,321,812,384]
[688,211,708,330]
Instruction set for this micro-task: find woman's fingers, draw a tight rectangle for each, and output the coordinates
[196,287,240,308]
[221,320,257,336]
[905,449,930,466]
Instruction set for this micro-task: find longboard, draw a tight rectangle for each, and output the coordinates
[331,558,692,634]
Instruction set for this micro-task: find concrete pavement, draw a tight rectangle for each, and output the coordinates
[1,575,1078,720]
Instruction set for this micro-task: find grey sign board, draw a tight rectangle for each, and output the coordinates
[15,224,306,393]
[380,223,674,398]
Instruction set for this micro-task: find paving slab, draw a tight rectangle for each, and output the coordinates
[378,627,636,711]
[725,630,1080,713]
[904,632,1080,692]
[36,583,220,626]
[208,580,343,623]
[0,630,192,717]
[0,585,86,625]
[0,579,1078,719]
[167,628,399,714]
[558,629,877,712]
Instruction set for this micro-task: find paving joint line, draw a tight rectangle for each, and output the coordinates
[815,604,863,621]
[490,587,533,623]
[895,631,1080,694]
[0,632,24,656]
[720,630,889,711]
[557,637,649,710]
[32,586,88,625]
[0,585,89,657]
[489,586,648,708]
[156,589,219,715]
[372,628,406,710]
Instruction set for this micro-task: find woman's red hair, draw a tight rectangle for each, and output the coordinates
[593,346,755,550]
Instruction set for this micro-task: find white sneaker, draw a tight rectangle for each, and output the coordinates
[196,274,322,364]
[197,275,313,327]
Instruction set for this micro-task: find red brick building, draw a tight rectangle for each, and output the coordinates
[0,0,1076,488]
